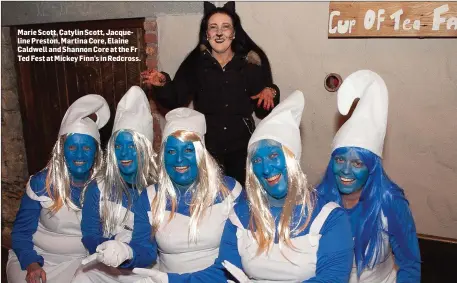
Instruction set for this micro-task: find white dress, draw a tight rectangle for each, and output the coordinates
[229,202,340,283]
[7,179,88,283]
[147,180,242,273]
[72,182,143,283]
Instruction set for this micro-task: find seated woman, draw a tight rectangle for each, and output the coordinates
[91,108,242,276]
[132,90,354,283]
[6,95,110,283]
[73,86,158,282]
[316,70,421,282]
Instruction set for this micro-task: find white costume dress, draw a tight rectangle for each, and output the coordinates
[165,196,354,283]
[72,183,145,283]
[123,176,242,274]
[7,171,91,283]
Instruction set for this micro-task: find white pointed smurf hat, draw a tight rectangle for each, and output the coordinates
[332,70,389,158]
[248,90,305,159]
[162,108,206,143]
[112,86,154,142]
[59,94,110,143]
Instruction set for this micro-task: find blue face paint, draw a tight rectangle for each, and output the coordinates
[332,148,369,194]
[64,133,97,183]
[251,140,288,202]
[114,131,138,184]
[164,136,198,189]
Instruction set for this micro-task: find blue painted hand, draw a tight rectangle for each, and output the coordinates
[114,131,138,184]
[164,136,198,189]
[332,147,369,194]
[64,133,97,183]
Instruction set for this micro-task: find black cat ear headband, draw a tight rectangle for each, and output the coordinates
[204,1,236,15]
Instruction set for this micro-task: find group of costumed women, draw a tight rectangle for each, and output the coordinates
[7,2,421,283]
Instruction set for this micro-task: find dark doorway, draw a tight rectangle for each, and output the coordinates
[10,18,146,175]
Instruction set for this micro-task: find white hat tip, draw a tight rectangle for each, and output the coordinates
[248,89,305,159]
[75,94,111,128]
[337,78,357,116]
[337,97,352,116]
[277,90,305,124]
[121,86,148,103]
[125,85,146,96]
[128,85,144,91]
[91,95,111,128]
[59,94,110,142]
[332,70,388,158]
[337,70,383,116]
[112,85,153,141]
[290,90,305,104]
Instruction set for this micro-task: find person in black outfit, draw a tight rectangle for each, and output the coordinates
[142,1,280,184]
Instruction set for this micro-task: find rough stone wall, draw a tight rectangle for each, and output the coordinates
[1,27,29,247]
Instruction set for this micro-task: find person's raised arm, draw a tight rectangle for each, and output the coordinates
[245,59,280,118]
[142,53,199,110]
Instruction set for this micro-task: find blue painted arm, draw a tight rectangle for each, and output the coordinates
[81,182,110,254]
[388,199,421,283]
[121,189,158,268]
[11,193,44,270]
[303,208,354,283]
[168,219,239,283]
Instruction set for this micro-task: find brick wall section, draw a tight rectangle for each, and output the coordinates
[144,17,163,152]
[1,27,29,247]
[144,18,158,69]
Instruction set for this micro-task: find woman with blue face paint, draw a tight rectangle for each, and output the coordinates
[96,108,242,283]
[6,95,110,283]
[130,91,354,283]
[317,70,421,283]
[73,86,158,283]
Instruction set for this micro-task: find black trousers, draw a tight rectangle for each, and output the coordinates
[212,148,247,185]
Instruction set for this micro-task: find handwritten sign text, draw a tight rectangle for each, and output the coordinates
[328,2,457,37]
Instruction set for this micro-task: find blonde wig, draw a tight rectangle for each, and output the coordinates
[100,129,158,238]
[45,133,104,213]
[150,130,229,243]
[245,139,316,255]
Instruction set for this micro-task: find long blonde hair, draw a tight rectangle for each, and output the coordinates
[45,133,104,213]
[245,139,316,255]
[150,130,229,243]
[100,129,158,238]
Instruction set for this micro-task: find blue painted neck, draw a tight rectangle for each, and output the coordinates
[121,172,136,185]
[70,171,90,186]
[268,194,286,207]
[173,182,191,194]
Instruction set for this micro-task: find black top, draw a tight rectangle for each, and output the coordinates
[153,47,280,154]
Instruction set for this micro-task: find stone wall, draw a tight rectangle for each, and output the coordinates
[1,27,29,247]
[1,1,201,26]
[143,18,164,153]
